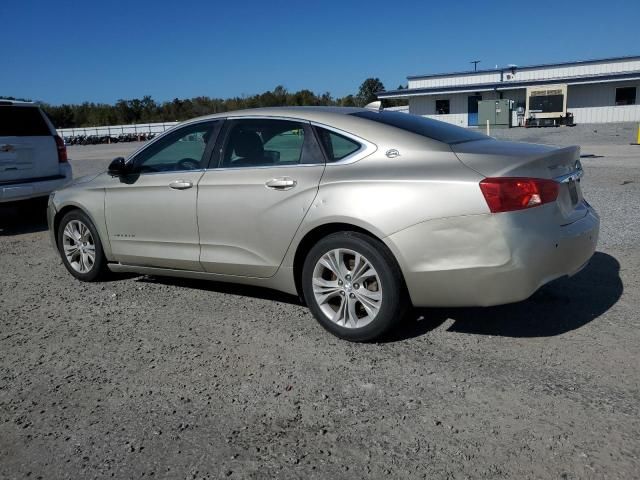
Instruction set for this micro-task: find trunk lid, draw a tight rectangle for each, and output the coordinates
[0,137,60,182]
[451,139,587,225]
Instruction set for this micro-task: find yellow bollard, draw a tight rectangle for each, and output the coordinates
[633,123,640,145]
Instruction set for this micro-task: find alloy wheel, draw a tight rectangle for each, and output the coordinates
[312,248,382,328]
[62,220,96,274]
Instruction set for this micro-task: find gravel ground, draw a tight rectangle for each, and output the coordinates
[1,123,639,479]
[491,121,639,147]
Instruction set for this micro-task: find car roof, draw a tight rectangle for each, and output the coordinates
[198,106,368,119]
[184,106,386,138]
[0,99,36,107]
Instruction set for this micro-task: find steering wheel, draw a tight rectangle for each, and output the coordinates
[177,158,201,170]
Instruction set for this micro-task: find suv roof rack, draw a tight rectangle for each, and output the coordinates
[0,99,34,106]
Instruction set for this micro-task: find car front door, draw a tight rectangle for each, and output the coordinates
[104,120,220,270]
[197,118,325,277]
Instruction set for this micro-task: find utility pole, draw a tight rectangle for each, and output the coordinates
[470,60,481,71]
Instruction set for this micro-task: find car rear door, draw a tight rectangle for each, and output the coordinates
[197,118,325,277]
[0,104,59,197]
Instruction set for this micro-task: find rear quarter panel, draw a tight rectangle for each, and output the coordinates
[280,134,488,268]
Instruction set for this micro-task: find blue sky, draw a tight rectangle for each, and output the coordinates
[1,0,638,105]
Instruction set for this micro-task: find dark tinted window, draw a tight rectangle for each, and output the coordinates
[350,111,487,144]
[221,120,317,168]
[529,94,564,113]
[615,87,636,106]
[435,99,450,114]
[315,128,361,161]
[0,106,51,136]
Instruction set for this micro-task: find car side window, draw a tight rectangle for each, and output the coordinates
[221,120,312,168]
[315,127,361,162]
[131,122,217,174]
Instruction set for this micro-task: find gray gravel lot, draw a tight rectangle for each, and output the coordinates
[1,123,639,479]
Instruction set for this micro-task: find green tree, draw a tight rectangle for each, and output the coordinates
[140,95,158,122]
[38,81,410,129]
[356,78,385,106]
[339,95,357,107]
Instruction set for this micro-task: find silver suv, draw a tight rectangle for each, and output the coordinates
[0,100,72,203]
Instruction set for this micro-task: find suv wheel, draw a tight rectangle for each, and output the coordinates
[302,232,407,342]
[57,210,108,281]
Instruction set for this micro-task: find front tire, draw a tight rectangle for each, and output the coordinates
[57,210,108,282]
[302,231,407,342]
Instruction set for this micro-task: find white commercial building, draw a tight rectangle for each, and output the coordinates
[378,55,640,127]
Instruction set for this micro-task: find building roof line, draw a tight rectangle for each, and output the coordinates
[378,71,640,99]
[406,54,640,81]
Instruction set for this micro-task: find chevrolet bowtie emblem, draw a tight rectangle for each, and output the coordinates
[0,144,15,153]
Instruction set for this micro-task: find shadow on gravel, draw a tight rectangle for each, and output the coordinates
[382,312,449,342]
[136,276,303,305]
[140,252,621,341]
[431,252,622,338]
[0,199,49,236]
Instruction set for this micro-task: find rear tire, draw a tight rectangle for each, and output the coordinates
[302,231,407,342]
[57,210,108,282]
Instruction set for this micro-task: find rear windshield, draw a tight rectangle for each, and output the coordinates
[350,111,488,145]
[0,106,51,136]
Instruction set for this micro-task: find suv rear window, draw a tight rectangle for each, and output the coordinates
[0,106,51,136]
[350,110,488,145]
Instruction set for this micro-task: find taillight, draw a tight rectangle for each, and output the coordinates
[54,135,67,163]
[479,177,559,213]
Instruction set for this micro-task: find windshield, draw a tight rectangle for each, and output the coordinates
[351,111,489,145]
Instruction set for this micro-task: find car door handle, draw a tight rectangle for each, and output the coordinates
[265,177,297,190]
[169,180,193,190]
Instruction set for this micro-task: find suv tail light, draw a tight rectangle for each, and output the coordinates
[479,177,559,213]
[54,135,67,163]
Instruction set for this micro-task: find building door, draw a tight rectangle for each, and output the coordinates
[468,95,482,126]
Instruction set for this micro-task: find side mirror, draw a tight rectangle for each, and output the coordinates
[108,157,127,176]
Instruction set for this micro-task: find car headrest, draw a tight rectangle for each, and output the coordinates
[233,130,263,158]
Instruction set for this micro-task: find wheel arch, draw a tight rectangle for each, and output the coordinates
[292,222,404,302]
[53,203,105,251]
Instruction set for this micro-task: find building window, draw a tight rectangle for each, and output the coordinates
[615,87,636,106]
[529,90,564,113]
[435,99,450,115]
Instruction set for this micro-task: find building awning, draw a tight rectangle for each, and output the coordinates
[405,55,640,81]
[378,71,640,99]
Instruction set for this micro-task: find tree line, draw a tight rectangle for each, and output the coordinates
[2,78,406,129]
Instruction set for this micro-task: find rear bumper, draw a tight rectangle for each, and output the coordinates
[0,163,72,203]
[385,203,600,307]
